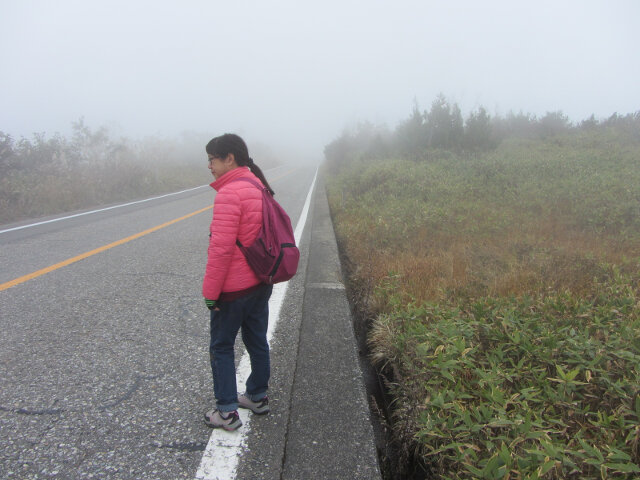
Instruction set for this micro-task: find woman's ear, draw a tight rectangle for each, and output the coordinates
[225,153,236,166]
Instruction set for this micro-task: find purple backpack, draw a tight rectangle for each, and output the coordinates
[231,177,300,284]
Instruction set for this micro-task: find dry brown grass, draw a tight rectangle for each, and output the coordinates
[327,130,640,314]
[331,201,639,315]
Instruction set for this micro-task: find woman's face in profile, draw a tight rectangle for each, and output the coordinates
[208,153,237,179]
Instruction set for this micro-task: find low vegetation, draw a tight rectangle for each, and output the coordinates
[325,96,640,478]
[0,120,208,224]
[0,119,281,225]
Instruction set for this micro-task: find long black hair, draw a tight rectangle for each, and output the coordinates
[206,133,274,195]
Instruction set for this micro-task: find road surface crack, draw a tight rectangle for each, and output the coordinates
[98,374,160,411]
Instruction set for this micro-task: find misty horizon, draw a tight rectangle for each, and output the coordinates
[2,1,639,160]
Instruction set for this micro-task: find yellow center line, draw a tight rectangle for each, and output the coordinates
[0,166,301,293]
[0,205,213,292]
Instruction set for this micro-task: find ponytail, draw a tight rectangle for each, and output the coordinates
[206,133,275,195]
[245,157,275,196]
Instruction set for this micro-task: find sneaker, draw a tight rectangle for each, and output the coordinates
[238,394,270,415]
[204,409,242,431]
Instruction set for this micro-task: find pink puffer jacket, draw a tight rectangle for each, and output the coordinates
[202,167,263,300]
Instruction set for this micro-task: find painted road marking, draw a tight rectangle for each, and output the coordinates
[0,167,300,292]
[195,167,318,480]
[0,165,295,235]
[0,205,213,292]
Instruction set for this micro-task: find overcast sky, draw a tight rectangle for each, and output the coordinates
[1,0,639,160]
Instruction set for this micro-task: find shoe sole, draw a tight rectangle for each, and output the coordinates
[204,415,242,431]
[238,404,270,415]
[238,395,271,415]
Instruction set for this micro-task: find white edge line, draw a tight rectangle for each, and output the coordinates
[0,185,209,234]
[0,165,294,235]
[195,167,318,480]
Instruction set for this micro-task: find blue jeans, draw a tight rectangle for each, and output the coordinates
[209,284,273,412]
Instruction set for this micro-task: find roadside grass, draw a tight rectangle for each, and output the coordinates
[1,125,283,225]
[0,126,211,225]
[0,161,204,224]
[326,130,640,478]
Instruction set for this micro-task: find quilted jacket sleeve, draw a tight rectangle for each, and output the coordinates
[202,187,241,300]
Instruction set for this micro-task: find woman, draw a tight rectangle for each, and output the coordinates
[202,133,274,431]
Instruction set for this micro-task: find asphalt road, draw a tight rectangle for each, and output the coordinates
[0,164,321,479]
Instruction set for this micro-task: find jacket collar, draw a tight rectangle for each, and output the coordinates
[210,166,252,192]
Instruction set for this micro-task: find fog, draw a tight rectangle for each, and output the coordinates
[1,0,638,162]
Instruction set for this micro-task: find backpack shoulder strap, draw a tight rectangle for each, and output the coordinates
[230,176,266,249]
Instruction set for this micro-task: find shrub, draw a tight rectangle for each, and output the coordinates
[0,123,206,224]
[370,271,640,478]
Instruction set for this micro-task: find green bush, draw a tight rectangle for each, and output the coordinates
[370,270,640,478]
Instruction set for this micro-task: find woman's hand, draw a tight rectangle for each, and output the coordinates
[204,298,218,310]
